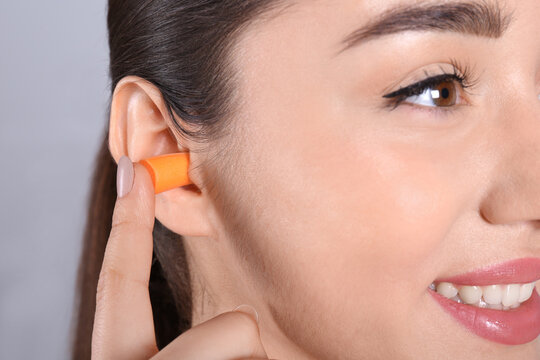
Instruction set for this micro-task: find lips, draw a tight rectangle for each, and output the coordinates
[429,257,540,345]
[436,257,540,286]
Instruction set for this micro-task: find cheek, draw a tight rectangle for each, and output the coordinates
[259,124,461,290]
[236,122,465,355]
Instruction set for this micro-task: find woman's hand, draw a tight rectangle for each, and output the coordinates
[91,156,270,360]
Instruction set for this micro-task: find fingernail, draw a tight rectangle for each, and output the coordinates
[233,304,259,325]
[117,155,134,198]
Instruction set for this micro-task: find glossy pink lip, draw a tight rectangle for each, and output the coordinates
[430,257,540,345]
[436,257,540,286]
[429,289,540,345]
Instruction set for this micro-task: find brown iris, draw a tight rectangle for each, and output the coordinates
[431,80,457,107]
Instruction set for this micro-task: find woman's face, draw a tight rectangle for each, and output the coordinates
[192,0,540,358]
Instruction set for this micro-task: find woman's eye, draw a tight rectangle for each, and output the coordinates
[404,80,460,107]
[383,74,470,111]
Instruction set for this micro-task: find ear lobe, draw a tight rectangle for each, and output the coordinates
[154,187,214,237]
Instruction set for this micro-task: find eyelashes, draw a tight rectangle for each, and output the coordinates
[382,58,481,111]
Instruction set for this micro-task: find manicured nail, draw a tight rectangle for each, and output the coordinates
[233,304,260,324]
[117,155,134,198]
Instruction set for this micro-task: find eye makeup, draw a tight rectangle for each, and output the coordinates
[381,58,481,113]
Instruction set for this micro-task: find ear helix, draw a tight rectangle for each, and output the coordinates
[138,153,192,194]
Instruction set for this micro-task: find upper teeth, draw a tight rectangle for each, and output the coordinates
[432,281,537,310]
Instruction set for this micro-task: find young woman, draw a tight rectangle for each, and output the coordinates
[72,0,540,358]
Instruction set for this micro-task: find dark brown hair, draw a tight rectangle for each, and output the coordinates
[70,1,290,358]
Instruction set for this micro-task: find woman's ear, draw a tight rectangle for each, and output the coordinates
[109,75,213,238]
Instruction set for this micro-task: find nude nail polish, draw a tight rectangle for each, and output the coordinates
[117,155,134,198]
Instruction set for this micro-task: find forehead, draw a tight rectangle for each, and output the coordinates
[240,0,515,60]
[231,0,531,84]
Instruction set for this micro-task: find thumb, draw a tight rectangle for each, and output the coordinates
[152,304,268,360]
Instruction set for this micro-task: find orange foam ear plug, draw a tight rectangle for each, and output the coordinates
[139,153,192,194]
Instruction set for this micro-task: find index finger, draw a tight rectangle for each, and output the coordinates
[92,156,159,360]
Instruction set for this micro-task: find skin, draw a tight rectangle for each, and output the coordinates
[97,0,540,359]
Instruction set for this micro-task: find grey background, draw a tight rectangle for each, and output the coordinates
[0,1,109,359]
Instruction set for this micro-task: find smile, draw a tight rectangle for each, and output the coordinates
[428,257,540,345]
[429,281,536,310]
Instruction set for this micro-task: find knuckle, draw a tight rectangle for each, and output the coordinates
[109,219,134,237]
[100,266,149,288]
[109,218,152,240]
[95,266,148,303]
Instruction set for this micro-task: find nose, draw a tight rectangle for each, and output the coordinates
[479,92,540,226]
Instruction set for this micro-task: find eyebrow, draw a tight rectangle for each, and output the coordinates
[336,0,514,56]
